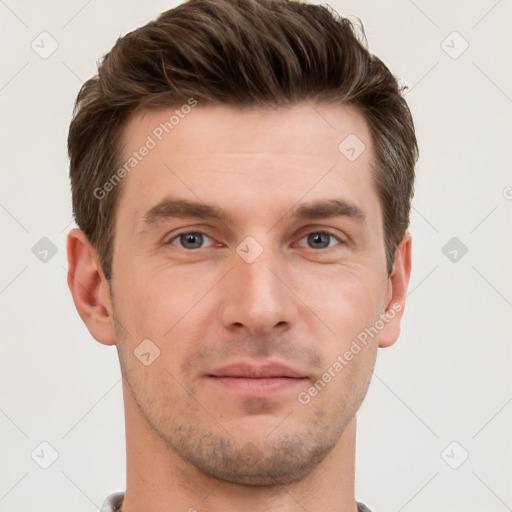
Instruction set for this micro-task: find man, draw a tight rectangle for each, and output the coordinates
[66,0,417,510]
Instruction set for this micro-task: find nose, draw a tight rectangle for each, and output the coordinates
[219,244,298,336]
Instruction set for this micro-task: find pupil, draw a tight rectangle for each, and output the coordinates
[309,232,329,249]
[182,233,202,248]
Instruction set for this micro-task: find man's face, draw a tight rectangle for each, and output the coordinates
[110,102,394,485]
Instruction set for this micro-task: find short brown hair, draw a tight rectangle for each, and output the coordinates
[68,0,418,280]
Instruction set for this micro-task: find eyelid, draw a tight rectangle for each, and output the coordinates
[165,226,347,250]
[165,229,217,248]
[293,228,347,248]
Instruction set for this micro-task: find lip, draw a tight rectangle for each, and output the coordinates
[207,362,307,379]
[208,376,306,395]
[206,362,308,396]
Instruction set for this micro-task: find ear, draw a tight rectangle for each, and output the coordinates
[378,231,412,348]
[66,228,116,346]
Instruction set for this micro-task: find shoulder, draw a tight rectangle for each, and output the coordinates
[357,501,375,512]
[99,491,125,512]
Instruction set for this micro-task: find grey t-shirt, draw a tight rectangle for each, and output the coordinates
[100,492,374,511]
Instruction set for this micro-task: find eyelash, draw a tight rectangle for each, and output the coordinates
[165,229,346,251]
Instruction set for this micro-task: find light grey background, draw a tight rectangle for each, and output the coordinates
[1,1,511,511]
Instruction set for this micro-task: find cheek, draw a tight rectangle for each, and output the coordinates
[112,261,192,337]
[301,269,383,391]
[299,266,384,339]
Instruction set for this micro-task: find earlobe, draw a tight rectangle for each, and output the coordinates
[66,228,116,346]
[378,232,412,348]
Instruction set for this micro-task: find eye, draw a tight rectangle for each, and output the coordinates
[296,231,344,250]
[165,229,344,251]
[167,231,215,250]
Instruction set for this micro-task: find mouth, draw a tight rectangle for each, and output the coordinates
[207,376,307,395]
[206,362,308,396]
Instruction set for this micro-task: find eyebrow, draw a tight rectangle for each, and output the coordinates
[141,197,365,231]
[292,198,365,222]
[142,198,235,227]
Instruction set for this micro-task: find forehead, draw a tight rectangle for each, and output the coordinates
[115,102,379,230]
[123,102,371,159]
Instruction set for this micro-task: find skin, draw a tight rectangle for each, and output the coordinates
[67,102,411,512]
